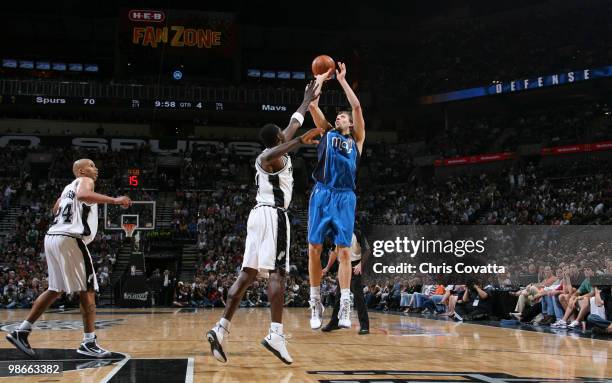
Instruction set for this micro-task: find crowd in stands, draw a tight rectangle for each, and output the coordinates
[361,158,612,226]
[429,103,612,158]
[360,257,611,334]
[0,129,610,336]
[169,181,312,308]
[179,145,251,190]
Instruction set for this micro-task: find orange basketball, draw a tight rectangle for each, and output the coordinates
[311,55,335,76]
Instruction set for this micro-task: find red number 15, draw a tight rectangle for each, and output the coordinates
[129,175,139,187]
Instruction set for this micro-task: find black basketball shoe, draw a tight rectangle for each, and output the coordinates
[6,330,36,358]
[321,322,340,332]
[77,336,112,358]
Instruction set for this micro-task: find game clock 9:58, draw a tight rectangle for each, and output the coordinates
[154,100,176,108]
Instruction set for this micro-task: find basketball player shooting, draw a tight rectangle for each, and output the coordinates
[307,62,365,330]
[206,81,322,365]
[6,159,131,358]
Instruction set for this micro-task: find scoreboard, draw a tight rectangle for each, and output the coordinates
[0,95,213,110]
[0,95,288,113]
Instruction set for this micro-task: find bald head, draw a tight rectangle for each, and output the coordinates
[73,159,98,180]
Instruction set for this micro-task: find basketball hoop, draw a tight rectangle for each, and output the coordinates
[122,223,137,238]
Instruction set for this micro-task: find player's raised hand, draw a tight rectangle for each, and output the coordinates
[115,196,132,209]
[303,80,320,103]
[336,62,346,82]
[312,68,334,99]
[299,128,324,145]
[315,67,334,82]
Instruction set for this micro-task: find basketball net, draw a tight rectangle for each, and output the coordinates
[122,223,137,238]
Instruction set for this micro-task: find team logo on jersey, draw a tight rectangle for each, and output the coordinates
[277,251,286,261]
[64,190,75,200]
[0,319,124,332]
[331,135,353,154]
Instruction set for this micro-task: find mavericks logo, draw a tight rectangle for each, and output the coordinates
[124,292,149,301]
[331,135,354,154]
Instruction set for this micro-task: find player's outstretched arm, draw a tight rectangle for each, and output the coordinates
[76,177,132,208]
[281,81,320,141]
[260,128,323,167]
[309,69,334,132]
[336,62,365,151]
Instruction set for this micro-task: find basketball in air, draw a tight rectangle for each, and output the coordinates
[311,55,335,76]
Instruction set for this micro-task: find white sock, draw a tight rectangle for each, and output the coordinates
[310,286,321,301]
[18,321,32,331]
[341,289,351,301]
[83,332,95,341]
[219,317,231,332]
[270,322,283,335]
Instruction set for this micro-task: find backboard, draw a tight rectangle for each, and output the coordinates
[104,201,156,235]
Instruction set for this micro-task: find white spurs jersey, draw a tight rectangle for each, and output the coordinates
[254,151,293,209]
[47,178,98,244]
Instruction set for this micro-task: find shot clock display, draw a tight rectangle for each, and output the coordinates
[125,168,158,189]
[127,168,140,188]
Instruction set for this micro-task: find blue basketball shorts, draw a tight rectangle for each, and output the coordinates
[307,183,356,247]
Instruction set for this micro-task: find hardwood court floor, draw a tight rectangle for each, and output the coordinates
[0,307,610,382]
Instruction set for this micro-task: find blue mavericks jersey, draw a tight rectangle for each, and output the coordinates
[312,130,359,190]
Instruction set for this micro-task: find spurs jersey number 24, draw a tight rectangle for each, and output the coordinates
[47,178,98,244]
[255,151,293,209]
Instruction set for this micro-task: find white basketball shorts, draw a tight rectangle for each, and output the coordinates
[44,234,99,293]
[242,206,290,278]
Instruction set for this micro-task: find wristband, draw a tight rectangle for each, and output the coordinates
[291,112,304,126]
